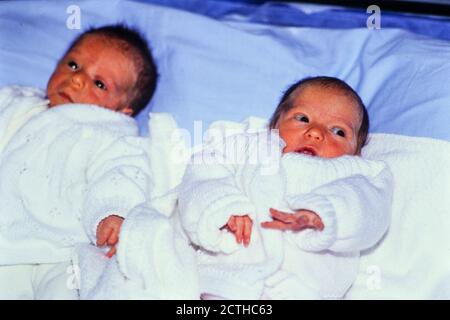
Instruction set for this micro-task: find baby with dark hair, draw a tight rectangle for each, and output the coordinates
[178,76,394,300]
[47,24,157,116]
[0,24,158,299]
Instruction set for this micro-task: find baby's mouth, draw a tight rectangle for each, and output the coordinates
[58,92,73,103]
[295,146,317,156]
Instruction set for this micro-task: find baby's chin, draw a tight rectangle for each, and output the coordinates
[47,99,57,108]
[47,100,67,109]
[46,94,64,108]
[47,98,58,108]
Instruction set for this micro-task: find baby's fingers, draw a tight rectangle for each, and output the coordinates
[226,216,237,232]
[261,220,291,230]
[235,217,245,244]
[294,211,324,231]
[243,218,253,247]
[270,208,294,223]
[106,246,117,258]
[311,216,324,231]
[96,225,113,247]
[107,229,120,246]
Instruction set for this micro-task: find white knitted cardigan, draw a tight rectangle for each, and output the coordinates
[178,130,393,299]
[0,86,152,264]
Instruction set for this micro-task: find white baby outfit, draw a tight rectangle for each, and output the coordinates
[178,129,393,299]
[0,86,152,299]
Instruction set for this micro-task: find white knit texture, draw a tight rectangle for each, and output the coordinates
[283,153,392,252]
[178,127,393,299]
[0,86,152,264]
[76,112,200,300]
[79,205,199,300]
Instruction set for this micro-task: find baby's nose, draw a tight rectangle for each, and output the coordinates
[305,127,324,141]
[71,72,86,89]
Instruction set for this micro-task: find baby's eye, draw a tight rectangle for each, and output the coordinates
[331,127,346,137]
[95,80,106,90]
[67,61,78,70]
[294,114,309,123]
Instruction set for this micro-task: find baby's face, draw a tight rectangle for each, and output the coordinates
[47,34,136,115]
[276,85,361,158]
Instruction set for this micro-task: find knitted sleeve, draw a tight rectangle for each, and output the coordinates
[285,158,393,253]
[82,135,153,243]
[178,132,278,254]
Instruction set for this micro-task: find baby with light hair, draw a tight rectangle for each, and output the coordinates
[178,76,393,300]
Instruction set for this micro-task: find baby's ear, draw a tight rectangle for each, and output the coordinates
[121,106,134,116]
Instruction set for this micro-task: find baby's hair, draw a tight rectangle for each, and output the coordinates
[269,76,369,154]
[65,24,158,116]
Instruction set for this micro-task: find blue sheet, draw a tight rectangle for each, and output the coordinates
[0,0,449,142]
[140,0,450,41]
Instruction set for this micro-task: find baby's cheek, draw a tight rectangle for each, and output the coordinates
[346,141,359,156]
[84,91,105,107]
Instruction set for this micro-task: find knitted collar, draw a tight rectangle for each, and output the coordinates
[45,103,138,136]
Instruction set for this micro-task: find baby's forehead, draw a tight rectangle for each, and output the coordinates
[289,84,363,127]
[293,83,347,99]
[293,84,361,111]
[73,34,133,57]
[71,34,138,75]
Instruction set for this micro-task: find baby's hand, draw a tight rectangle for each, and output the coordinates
[96,215,124,258]
[222,215,253,247]
[261,208,324,231]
